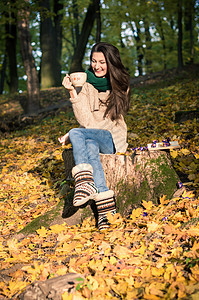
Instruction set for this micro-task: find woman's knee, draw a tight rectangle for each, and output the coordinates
[69,128,81,140]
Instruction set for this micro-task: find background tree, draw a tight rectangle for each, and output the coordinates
[0,0,199,95]
[69,0,100,72]
[71,0,80,47]
[177,0,183,69]
[153,1,167,70]
[96,0,101,42]
[163,0,178,68]
[0,0,18,94]
[0,55,6,94]
[129,20,144,76]
[5,0,18,93]
[184,0,195,64]
[100,0,137,76]
[143,15,152,73]
[17,0,40,114]
[124,0,145,75]
[39,0,63,89]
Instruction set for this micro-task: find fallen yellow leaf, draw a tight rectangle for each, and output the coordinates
[147,221,160,233]
[36,226,48,237]
[113,245,132,259]
[142,200,153,210]
[180,148,191,155]
[170,149,178,158]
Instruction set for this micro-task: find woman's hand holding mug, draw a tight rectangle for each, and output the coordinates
[62,72,87,98]
[62,74,75,91]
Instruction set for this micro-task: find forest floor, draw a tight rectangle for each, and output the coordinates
[0,64,199,299]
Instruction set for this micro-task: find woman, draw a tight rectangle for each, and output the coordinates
[59,42,130,230]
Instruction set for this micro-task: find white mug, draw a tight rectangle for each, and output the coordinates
[70,72,87,87]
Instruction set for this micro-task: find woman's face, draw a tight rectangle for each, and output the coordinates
[91,52,107,78]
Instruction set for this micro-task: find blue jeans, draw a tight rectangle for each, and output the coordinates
[69,128,115,192]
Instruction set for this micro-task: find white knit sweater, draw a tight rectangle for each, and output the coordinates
[70,82,128,153]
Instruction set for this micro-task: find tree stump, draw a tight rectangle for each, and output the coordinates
[18,148,181,233]
[62,148,180,215]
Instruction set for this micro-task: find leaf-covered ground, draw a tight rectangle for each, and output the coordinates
[0,66,199,299]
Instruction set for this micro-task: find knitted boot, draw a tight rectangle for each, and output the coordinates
[72,163,98,207]
[95,190,116,231]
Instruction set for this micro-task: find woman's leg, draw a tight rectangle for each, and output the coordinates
[69,128,114,191]
[69,128,115,192]
[86,138,108,192]
[69,128,115,165]
[69,128,116,229]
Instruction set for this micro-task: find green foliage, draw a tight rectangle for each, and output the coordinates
[1,0,199,93]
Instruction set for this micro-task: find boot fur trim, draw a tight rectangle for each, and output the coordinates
[72,163,93,177]
[95,190,114,201]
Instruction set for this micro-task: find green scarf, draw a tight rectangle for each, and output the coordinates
[85,69,111,91]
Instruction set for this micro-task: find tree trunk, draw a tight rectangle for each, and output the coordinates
[129,21,143,76]
[70,0,100,73]
[184,0,195,64]
[17,0,41,115]
[54,0,63,82]
[0,54,7,94]
[5,0,18,94]
[62,148,180,216]
[72,0,80,46]
[40,0,62,88]
[177,0,183,69]
[168,13,175,55]
[96,0,101,42]
[143,17,152,73]
[135,22,143,76]
[154,4,167,70]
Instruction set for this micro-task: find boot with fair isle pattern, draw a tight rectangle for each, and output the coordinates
[95,190,116,231]
[72,163,98,206]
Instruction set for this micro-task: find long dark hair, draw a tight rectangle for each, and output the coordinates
[90,42,131,121]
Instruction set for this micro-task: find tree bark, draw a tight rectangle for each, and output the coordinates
[177,0,183,69]
[72,0,80,46]
[62,148,180,215]
[70,0,100,73]
[54,0,63,81]
[154,4,167,70]
[40,0,63,88]
[184,0,195,64]
[17,0,41,115]
[0,54,7,94]
[129,21,143,76]
[5,0,18,94]
[143,17,152,73]
[96,0,101,42]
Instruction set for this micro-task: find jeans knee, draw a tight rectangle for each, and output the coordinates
[69,128,80,140]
